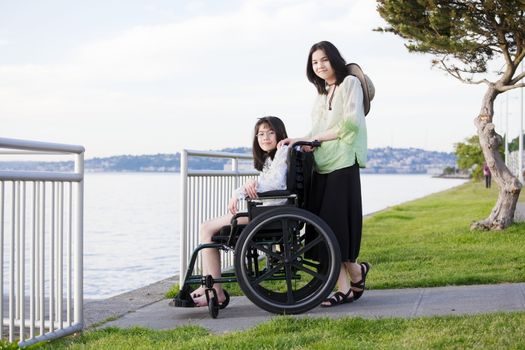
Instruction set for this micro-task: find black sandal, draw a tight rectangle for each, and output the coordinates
[218,289,230,309]
[320,289,353,307]
[351,262,370,301]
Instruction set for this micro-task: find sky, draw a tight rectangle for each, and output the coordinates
[1,0,524,159]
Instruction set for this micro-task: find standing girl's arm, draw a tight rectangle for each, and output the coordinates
[338,76,365,146]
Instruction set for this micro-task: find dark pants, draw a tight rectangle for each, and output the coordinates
[307,164,363,262]
[485,175,491,188]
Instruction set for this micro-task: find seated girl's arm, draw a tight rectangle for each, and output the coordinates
[256,145,288,193]
[229,177,258,214]
[228,145,288,213]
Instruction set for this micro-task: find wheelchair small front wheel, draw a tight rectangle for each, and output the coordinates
[234,207,340,315]
[206,289,220,318]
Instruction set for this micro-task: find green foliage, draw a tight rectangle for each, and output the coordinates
[376,0,525,74]
[164,284,179,299]
[442,166,456,175]
[454,135,484,179]
[508,132,525,152]
[0,339,19,350]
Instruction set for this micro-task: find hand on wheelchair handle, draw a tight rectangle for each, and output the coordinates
[277,138,292,148]
[278,138,321,150]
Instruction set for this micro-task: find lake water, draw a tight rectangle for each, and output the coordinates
[84,172,467,299]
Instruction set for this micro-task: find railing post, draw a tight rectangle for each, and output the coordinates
[74,152,84,327]
[232,158,239,190]
[179,150,188,287]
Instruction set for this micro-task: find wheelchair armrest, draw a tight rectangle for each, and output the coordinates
[256,190,292,198]
[228,212,249,246]
[231,212,249,224]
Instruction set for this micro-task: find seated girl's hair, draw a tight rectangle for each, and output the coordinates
[252,116,288,171]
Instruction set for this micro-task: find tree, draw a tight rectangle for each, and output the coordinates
[442,166,456,175]
[376,0,525,230]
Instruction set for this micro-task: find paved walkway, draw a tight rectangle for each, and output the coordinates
[84,201,525,333]
[90,283,525,333]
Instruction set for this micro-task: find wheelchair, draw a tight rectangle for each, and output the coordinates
[170,141,341,318]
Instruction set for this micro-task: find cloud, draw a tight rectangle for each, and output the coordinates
[0,0,510,156]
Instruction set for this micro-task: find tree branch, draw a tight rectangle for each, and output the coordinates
[509,50,525,85]
[490,14,513,68]
[510,71,525,85]
[498,82,525,92]
[438,58,491,85]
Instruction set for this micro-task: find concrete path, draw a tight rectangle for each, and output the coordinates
[89,283,525,333]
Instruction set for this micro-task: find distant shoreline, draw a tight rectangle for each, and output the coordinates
[432,174,470,179]
[1,146,457,175]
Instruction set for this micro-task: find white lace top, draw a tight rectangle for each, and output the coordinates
[233,145,289,200]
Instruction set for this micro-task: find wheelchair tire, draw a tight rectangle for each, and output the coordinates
[234,207,340,315]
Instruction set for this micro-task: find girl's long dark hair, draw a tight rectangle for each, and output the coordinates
[306,41,348,95]
[252,116,288,171]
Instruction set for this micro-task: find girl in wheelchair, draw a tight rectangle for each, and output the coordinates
[190,116,289,307]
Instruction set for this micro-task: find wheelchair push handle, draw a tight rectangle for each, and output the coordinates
[291,140,321,148]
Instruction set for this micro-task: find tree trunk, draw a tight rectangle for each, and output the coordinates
[471,86,522,230]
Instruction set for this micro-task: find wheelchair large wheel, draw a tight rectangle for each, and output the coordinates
[234,207,340,314]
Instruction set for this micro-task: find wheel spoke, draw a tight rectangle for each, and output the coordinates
[248,242,282,261]
[285,264,295,304]
[291,235,323,261]
[281,218,296,304]
[253,262,284,284]
[302,259,321,269]
[292,262,326,282]
[281,218,290,247]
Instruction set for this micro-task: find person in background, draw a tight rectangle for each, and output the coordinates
[483,162,491,188]
[191,116,289,307]
[279,41,371,307]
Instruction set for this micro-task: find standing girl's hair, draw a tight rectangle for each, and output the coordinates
[252,116,288,171]
[306,41,349,95]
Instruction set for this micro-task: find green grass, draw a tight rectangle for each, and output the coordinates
[39,312,525,349]
[40,180,525,349]
[362,181,525,290]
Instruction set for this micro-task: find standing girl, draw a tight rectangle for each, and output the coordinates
[279,41,371,307]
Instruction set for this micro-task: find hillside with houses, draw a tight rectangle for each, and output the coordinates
[0,147,456,175]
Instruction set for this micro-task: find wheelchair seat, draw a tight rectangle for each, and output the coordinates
[210,224,246,244]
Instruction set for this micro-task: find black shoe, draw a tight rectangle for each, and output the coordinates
[320,289,353,307]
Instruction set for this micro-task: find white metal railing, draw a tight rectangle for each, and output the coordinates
[508,150,525,183]
[179,149,257,286]
[0,137,84,348]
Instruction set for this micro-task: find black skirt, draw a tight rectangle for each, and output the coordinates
[307,163,363,262]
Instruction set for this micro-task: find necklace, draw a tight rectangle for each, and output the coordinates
[328,85,336,110]
[325,82,336,89]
